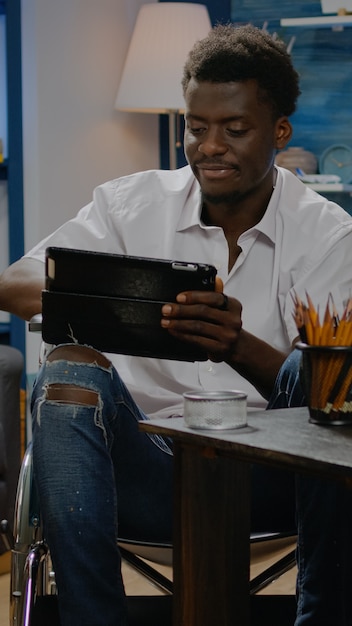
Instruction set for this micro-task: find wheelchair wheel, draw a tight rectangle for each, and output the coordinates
[10,444,58,626]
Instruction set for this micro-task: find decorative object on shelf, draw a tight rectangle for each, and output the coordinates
[319,144,352,184]
[0,139,3,163]
[275,146,318,175]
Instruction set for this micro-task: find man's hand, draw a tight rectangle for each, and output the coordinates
[161,288,243,363]
[160,279,288,400]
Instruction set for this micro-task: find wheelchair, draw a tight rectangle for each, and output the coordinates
[2,440,297,626]
[2,440,174,626]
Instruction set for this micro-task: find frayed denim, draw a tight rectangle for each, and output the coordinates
[31,350,173,626]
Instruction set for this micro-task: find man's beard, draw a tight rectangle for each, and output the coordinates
[201,188,243,206]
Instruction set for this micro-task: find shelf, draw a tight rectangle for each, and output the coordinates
[306,183,352,192]
[281,15,352,28]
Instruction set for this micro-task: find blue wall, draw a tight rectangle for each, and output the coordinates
[232,1,352,157]
[231,0,352,212]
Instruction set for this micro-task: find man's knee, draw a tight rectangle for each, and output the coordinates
[44,345,111,406]
[268,348,305,409]
[46,344,111,368]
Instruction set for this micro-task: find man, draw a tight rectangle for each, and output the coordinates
[1,24,352,625]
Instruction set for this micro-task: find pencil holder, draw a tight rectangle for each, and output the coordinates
[297,342,352,425]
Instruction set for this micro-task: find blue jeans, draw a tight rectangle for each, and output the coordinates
[32,346,175,626]
[269,349,352,626]
[32,345,298,625]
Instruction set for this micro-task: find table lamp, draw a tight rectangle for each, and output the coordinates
[115,2,211,169]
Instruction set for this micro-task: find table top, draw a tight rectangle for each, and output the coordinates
[140,407,352,479]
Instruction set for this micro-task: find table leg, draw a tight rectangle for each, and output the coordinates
[172,441,251,626]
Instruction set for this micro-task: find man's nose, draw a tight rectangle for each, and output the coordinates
[198,130,227,157]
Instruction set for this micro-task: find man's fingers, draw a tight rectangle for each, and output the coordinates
[215,276,223,293]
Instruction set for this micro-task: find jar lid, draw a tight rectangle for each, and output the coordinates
[183,390,247,402]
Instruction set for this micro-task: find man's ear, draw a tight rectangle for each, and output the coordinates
[275,117,293,150]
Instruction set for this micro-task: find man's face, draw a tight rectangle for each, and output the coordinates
[183,78,290,206]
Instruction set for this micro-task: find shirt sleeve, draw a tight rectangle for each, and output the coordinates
[284,226,352,344]
[25,180,123,262]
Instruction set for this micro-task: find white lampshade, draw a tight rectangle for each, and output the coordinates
[115,3,212,114]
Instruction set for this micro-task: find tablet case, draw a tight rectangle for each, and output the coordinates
[42,247,217,361]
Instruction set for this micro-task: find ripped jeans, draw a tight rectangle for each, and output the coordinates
[31,343,297,626]
[31,345,174,626]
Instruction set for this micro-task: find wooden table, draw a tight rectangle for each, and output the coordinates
[140,406,352,626]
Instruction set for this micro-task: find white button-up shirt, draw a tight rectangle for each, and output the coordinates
[26,165,352,416]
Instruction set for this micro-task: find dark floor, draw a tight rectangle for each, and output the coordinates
[29,593,297,626]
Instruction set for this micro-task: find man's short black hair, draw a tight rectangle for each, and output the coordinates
[182,23,301,119]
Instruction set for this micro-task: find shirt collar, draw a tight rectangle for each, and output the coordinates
[176,166,282,242]
[239,167,282,245]
[176,178,207,231]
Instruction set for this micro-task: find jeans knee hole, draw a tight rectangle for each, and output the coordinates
[45,384,99,406]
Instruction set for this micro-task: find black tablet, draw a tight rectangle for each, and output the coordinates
[42,247,217,361]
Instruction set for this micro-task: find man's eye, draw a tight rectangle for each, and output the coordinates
[227,128,247,137]
[189,127,205,135]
